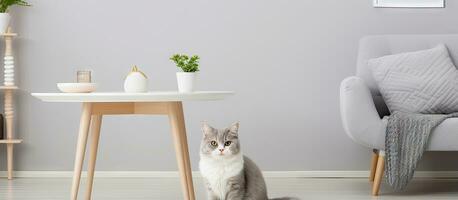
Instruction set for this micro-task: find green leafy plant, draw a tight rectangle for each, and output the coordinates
[0,0,31,13]
[170,54,200,72]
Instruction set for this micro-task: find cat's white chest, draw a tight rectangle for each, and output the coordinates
[199,154,244,200]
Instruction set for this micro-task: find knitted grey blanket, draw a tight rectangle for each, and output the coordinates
[385,111,458,190]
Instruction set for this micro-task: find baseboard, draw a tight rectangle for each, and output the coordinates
[1,171,458,178]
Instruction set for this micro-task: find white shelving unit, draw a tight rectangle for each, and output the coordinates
[0,27,22,180]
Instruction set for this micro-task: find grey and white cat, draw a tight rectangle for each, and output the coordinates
[199,122,298,200]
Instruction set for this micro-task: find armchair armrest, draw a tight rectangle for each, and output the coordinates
[340,76,386,149]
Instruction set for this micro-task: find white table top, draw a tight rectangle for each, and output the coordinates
[31,91,234,102]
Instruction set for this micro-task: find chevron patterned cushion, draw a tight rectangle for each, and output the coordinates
[369,44,458,114]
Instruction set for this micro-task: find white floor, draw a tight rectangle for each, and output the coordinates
[0,177,457,199]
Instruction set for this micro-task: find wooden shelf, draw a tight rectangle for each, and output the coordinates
[0,86,18,90]
[1,33,17,37]
[0,139,22,144]
[0,26,19,180]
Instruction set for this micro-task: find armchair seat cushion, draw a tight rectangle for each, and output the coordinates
[371,117,458,151]
[340,76,458,151]
[429,118,458,150]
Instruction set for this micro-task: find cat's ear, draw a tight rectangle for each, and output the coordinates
[201,121,215,135]
[229,122,239,134]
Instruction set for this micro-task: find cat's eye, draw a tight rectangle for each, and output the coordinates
[224,141,232,146]
[210,141,217,146]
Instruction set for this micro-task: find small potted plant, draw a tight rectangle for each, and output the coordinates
[0,0,31,34]
[170,54,200,93]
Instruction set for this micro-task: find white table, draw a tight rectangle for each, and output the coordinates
[31,91,234,200]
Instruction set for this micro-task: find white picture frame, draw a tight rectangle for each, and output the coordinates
[373,0,444,8]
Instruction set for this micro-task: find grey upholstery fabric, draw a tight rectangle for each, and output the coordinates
[357,35,458,117]
[340,35,458,151]
[340,76,387,149]
[369,44,458,114]
[340,76,458,151]
[385,111,458,190]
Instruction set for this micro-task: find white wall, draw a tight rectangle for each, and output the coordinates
[1,0,458,171]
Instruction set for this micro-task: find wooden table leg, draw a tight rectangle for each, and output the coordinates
[168,102,195,200]
[85,115,103,200]
[71,103,92,200]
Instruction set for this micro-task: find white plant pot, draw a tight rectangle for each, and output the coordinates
[176,72,197,93]
[0,13,11,34]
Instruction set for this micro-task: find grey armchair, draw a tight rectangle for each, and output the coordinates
[340,35,458,196]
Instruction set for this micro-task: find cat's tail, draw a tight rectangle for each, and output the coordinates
[269,197,300,200]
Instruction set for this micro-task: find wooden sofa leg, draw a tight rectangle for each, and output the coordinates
[372,151,385,196]
[369,149,378,182]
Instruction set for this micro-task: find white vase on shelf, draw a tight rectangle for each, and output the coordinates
[124,66,148,93]
[0,13,10,34]
[3,56,13,86]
